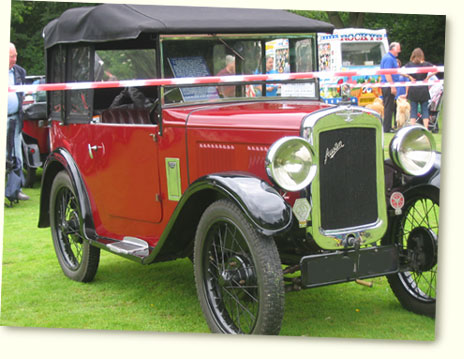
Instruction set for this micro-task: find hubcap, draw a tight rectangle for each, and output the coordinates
[219,255,255,287]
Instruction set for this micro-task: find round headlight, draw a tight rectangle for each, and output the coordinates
[390,125,437,176]
[266,137,316,192]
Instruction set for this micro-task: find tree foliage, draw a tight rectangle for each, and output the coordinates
[10,1,98,75]
[363,13,446,66]
[11,2,446,76]
[293,10,445,65]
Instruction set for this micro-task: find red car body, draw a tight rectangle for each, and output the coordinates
[48,101,329,247]
[38,4,440,335]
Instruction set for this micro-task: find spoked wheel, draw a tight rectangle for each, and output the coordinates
[50,171,100,282]
[194,200,284,335]
[385,187,439,318]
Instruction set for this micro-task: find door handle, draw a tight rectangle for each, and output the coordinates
[88,144,104,159]
[149,133,158,142]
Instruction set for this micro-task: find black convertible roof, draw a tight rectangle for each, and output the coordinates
[43,4,334,49]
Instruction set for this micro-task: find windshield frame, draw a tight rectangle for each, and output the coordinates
[158,33,320,108]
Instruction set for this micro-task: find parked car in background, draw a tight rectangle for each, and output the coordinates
[22,75,49,187]
[38,4,440,335]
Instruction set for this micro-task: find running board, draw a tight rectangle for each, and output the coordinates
[106,237,149,257]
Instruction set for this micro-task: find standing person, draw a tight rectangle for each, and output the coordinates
[395,59,407,99]
[380,42,401,133]
[405,48,436,129]
[216,55,236,97]
[264,56,278,96]
[7,42,29,201]
[394,58,409,129]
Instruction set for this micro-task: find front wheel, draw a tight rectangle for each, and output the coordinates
[50,171,100,282]
[194,200,285,334]
[384,187,439,318]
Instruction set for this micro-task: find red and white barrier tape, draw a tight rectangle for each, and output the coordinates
[8,65,444,93]
[322,79,444,89]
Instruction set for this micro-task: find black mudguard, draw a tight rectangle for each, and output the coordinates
[38,148,96,240]
[384,151,440,201]
[143,172,293,264]
[198,172,293,234]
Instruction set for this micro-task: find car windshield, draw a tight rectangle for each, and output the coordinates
[160,34,318,104]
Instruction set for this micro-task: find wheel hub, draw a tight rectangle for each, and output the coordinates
[407,227,438,272]
[219,255,254,286]
[63,211,82,244]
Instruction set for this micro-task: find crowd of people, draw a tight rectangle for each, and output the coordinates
[380,42,438,133]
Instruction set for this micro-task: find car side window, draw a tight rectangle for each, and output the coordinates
[93,48,158,124]
[48,45,65,119]
[68,46,92,121]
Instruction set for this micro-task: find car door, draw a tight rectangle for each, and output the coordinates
[86,120,163,238]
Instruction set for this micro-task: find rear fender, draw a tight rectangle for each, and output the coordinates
[38,148,96,239]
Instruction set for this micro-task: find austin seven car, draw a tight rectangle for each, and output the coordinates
[38,4,440,335]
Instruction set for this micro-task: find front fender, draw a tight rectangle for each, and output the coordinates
[385,152,441,199]
[143,172,293,264]
[38,148,96,240]
[198,172,293,235]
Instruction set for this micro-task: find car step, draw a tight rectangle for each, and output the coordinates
[106,237,149,256]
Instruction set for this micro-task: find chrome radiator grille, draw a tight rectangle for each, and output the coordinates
[318,127,378,231]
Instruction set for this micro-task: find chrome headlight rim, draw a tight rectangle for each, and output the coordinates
[389,125,437,176]
[266,136,317,192]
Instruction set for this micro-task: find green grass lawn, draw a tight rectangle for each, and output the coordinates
[1,126,441,339]
[1,189,436,339]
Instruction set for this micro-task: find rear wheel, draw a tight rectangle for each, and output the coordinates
[50,171,100,282]
[385,187,439,318]
[194,200,285,334]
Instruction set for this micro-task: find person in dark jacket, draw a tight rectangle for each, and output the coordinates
[7,42,29,201]
[405,48,436,129]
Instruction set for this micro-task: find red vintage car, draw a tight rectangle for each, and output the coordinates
[38,4,440,335]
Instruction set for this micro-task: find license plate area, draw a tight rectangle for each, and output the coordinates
[300,245,399,288]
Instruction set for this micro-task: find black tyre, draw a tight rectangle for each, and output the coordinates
[193,200,285,334]
[50,171,100,282]
[385,187,439,318]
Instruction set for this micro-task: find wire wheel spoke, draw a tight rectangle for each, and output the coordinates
[204,221,259,334]
[221,283,258,333]
[399,196,439,301]
[56,187,83,269]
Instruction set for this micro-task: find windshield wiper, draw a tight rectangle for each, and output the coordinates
[215,36,245,61]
